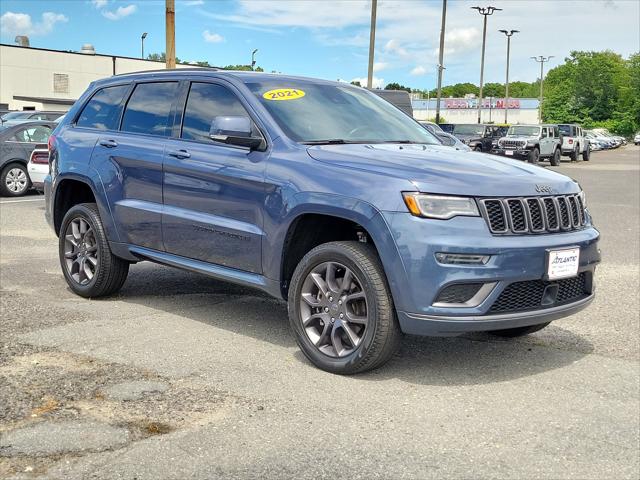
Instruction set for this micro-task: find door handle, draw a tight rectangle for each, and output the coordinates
[168,149,191,159]
[99,139,118,148]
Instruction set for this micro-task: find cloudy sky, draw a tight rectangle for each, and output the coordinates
[1,0,638,89]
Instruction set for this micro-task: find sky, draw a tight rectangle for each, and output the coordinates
[1,0,638,90]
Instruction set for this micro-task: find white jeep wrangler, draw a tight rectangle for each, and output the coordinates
[558,124,590,161]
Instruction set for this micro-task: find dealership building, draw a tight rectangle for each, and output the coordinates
[0,43,202,111]
[412,97,540,124]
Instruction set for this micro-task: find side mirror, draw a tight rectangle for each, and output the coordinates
[210,115,263,150]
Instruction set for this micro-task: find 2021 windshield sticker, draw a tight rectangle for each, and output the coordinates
[263,88,306,101]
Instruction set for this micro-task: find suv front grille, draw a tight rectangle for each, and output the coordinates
[500,139,526,149]
[489,273,590,314]
[480,195,587,235]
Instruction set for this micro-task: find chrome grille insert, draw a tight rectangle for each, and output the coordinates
[480,194,587,235]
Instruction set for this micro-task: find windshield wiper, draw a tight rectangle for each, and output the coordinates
[301,139,351,145]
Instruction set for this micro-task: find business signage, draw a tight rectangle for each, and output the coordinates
[444,98,520,109]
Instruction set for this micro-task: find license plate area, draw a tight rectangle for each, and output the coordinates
[505,150,514,156]
[546,247,580,280]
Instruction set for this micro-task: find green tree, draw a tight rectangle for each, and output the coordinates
[350,80,362,87]
[146,52,182,64]
[384,82,411,92]
[222,64,264,72]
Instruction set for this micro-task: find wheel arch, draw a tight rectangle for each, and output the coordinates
[274,194,403,303]
[53,175,99,235]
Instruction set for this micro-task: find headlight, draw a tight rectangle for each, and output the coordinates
[402,193,480,219]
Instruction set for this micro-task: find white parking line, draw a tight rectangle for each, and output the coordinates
[0,197,45,204]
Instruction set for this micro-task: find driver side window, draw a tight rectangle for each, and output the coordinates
[181,82,258,142]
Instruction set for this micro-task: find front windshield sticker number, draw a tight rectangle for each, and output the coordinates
[263,88,306,101]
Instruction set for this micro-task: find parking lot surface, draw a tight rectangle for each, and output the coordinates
[1,147,639,479]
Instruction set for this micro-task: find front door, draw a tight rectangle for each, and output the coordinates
[162,81,267,273]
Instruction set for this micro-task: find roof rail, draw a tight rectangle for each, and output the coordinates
[113,67,220,77]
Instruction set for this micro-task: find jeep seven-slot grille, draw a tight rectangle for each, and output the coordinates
[480,195,587,235]
[489,273,589,313]
[499,139,526,149]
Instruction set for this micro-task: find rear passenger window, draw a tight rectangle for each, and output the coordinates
[77,85,129,130]
[181,82,255,141]
[121,82,178,137]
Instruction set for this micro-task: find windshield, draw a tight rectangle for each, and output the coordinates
[508,126,540,136]
[1,112,31,120]
[246,80,440,144]
[453,124,485,136]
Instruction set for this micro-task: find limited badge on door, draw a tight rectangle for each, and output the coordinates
[547,247,580,280]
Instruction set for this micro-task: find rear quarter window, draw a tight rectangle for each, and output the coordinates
[77,84,130,130]
[121,82,178,137]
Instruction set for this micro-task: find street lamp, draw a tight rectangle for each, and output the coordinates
[141,32,148,59]
[531,55,554,124]
[499,29,518,124]
[471,6,502,124]
[251,49,258,71]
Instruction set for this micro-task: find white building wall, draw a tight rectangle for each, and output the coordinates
[0,45,200,111]
[412,107,539,124]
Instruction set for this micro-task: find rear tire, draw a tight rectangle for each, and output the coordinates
[550,148,561,166]
[474,145,482,152]
[288,241,401,374]
[528,147,540,164]
[0,162,31,197]
[582,144,590,161]
[570,146,578,161]
[59,203,129,298]
[489,322,550,338]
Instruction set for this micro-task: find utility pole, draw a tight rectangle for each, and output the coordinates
[435,0,447,124]
[165,0,175,69]
[472,6,502,124]
[367,0,377,88]
[499,29,518,124]
[531,55,553,123]
[251,49,258,70]
[141,32,147,59]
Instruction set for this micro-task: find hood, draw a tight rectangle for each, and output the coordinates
[453,133,482,142]
[306,143,579,197]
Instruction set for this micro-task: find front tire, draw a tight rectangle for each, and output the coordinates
[288,241,400,374]
[59,203,129,298]
[474,145,482,152]
[0,163,31,197]
[550,148,561,166]
[489,322,550,338]
[528,147,540,164]
[582,144,590,161]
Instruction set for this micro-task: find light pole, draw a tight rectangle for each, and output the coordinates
[367,0,378,88]
[435,0,447,124]
[499,29,518,124]
[531,55,553,123]
[141,32,147,59]
[251,49,258,71]
[471,6,502,124]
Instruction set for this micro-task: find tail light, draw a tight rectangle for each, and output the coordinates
[48,134,57,154]
[30,150,49,165]
[568,138,573,144]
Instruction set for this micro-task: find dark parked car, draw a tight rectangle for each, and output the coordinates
[0,121,55,196]
[451,124,505,152]
[45,70,600,374]
[0,111,64,126]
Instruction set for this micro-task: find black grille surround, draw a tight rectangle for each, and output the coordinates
[479,195,587,235]
[435,283,483,304]
[489,272,591,314]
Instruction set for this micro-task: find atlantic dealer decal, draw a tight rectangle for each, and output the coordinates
[263,88,306,101]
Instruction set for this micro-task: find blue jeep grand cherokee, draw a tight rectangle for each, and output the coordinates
[45,70,600,374]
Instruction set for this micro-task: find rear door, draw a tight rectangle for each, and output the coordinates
[162,80,268,273]
[6,124,53,163]
[540,127,551,156]
[89,81,179,250]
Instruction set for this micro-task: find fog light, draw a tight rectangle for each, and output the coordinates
[435,253,490,265]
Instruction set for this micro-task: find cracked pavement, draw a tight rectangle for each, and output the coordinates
[0,146,639,479]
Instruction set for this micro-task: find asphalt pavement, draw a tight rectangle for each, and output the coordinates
[1,146,638,479]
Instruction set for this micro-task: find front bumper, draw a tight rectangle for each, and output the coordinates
[493,148,530,159]
[381,212,600,336]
